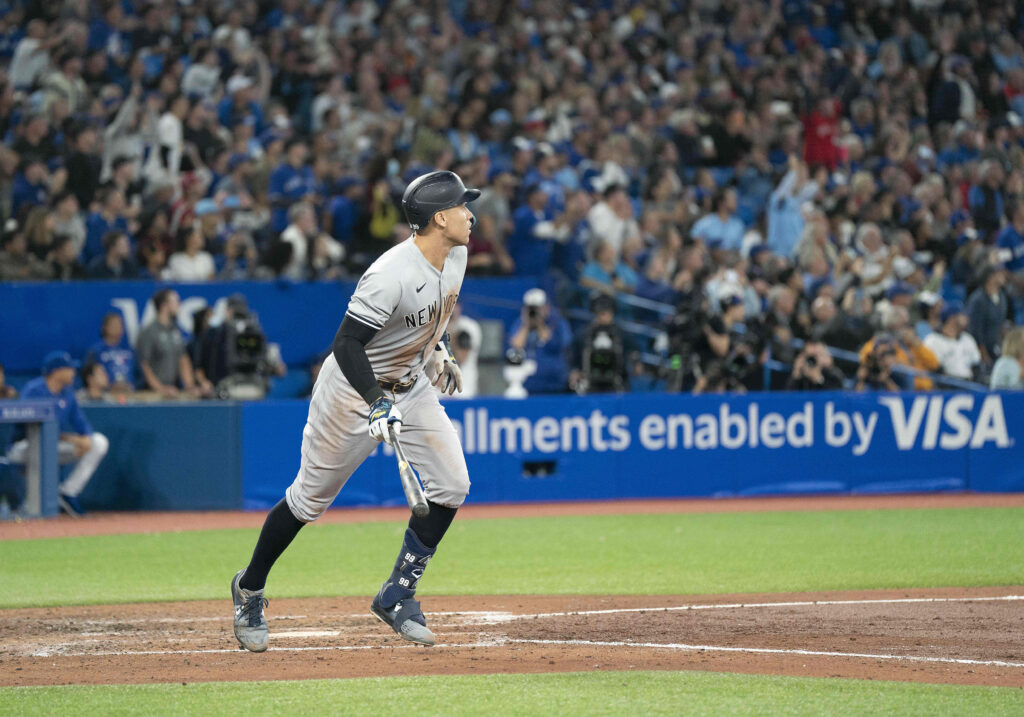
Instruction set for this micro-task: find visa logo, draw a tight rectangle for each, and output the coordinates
[879,395,1011,450]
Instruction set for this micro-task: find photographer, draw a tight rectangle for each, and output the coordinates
[573,294,628,394]
[507,288,572,394]
[855,335,902,391]
[786,341,846,391]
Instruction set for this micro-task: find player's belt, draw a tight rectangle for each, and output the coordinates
[378,376,417,393]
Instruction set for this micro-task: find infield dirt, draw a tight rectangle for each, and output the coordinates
[4,496,1024,689]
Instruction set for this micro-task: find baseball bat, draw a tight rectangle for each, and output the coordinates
[389,425,429,518]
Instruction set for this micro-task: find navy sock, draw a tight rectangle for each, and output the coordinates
[240,498,304,591]
[378,527,435,607]
[377,502,459,607]
[408,500,458,548]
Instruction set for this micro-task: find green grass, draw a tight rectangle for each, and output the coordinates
[3,671,1022,716]
[2,507,1023,608]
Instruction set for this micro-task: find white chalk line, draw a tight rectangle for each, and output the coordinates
[498,594,1024,622]
[504,639,1024,669]
[33,637,1024,670]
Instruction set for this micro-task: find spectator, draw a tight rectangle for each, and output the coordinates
[182,48,222,98]
[0,224,52,280]
[966,265,1010,365]
[580,240,638,298]
[102,85,157,184]
[84,188,131,263]
[6,351,109,516]
[551,190,594,282]
[585,185,640,258]
[269,138,316,234]
[64,123,102,208]
[215,154,255,200]
[0,362,17,398]
[145,92,190,190]
[48,234,86,280]
[811,292,873,352]
[77,360,112,403]
[996,199,1024,303]
[325,176,366,247]
[102,155,144,219]
[22,205,55,259]
[279,201,343,280]
[915,292,944,339]
[51,190,86,257]
[9,20,61,91]
[43,50,87,115]
[11,158,54,218]
[87,230,139,280]
[786,341,846,391]
[990,328,1024,390]
[136,288,213,399]
[466,169,516,275]
[968,160,1005,239]
[11,111,58,169]
[923,305,982,381]
[508,184,567,276]
[85,312,135,392]
[217,230,261,280]
[138,240,169,280]
[507,288,571,394]
[767,156,819,259]
[218,75,265,136]
[690,188,745,254]
[444,304,482,399]
[166,227,215,281]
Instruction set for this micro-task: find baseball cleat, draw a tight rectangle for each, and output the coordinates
[231,569,269,652]
[370,589,435,646]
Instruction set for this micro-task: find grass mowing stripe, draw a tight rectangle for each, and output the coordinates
[1,671,1021,716]
[1,508,1023,608]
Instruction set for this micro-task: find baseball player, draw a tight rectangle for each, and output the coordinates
[231,170,478,651]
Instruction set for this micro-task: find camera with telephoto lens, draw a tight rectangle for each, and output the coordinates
[805,354,818,368]
[218,308,272,399]
[586,327,621,391]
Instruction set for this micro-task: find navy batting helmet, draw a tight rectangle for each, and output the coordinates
[402,171,481,231]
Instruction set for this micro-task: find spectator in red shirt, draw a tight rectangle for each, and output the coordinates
[803,97,841,170]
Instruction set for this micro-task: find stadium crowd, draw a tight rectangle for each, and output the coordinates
[1,0,1024,397]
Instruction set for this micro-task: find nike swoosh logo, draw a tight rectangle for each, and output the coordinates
[416,283,426,292]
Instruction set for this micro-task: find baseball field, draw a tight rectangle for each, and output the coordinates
[2,493,1024,715]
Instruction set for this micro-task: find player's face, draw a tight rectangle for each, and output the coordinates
[440,204,474,245]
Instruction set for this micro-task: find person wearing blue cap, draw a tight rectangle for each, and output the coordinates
[5,351,109,516]
[923,304,981,380]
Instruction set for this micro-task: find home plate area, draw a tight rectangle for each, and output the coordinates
[3,587,1023,688]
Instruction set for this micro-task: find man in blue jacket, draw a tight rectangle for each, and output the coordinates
[7,351,109,515]
[506,288,572,394]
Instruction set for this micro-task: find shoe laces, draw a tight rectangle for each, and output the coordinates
[241,595,268,627]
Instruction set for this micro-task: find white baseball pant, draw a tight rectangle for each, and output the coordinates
[285,353,470,523]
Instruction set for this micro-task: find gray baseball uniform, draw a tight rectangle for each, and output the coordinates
[285,237,470,522]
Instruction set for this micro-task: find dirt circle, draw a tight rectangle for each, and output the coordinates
[3,587,1023,688]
